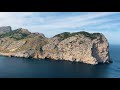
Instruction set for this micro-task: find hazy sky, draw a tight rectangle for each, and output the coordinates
[0,12,119,45]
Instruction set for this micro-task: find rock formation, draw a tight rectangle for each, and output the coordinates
[0,26,12,34]
[0,26,111,65]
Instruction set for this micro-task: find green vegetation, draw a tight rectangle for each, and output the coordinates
[16,35,48,52]
[71,31,101,40]
[53,32,71,41]
[0,28,48,52]
[0,30,29,40]
[54,31,101,41]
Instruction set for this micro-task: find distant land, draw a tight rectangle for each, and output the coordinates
[0,26,111,65]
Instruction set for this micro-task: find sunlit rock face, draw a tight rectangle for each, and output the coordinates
[42,32,110,65]
[0,26,110,65]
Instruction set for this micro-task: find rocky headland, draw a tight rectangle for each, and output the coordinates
[0,26,111,65]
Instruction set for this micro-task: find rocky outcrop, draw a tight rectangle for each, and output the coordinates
[42,32,110,65]
[14,49,35,58]
[0,27,111,65]
[0,26,12,34]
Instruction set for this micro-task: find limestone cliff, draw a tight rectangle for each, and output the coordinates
[42,32,110,65]
[0,26,110,65]
[0,26,12,34]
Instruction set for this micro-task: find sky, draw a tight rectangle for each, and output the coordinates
[0,12,119,45]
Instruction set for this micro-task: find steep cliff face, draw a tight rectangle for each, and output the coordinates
[0,26,110,65]
[42,32,110,65]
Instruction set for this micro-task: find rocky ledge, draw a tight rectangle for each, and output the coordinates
[0,26,111,65]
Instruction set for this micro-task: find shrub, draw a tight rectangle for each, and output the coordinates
[53,31,101,41]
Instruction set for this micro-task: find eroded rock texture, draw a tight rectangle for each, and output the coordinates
[0,26,110,65]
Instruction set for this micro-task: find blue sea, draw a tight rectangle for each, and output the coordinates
[0,45,119,78]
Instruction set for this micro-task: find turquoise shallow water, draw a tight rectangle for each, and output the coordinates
[0,45,119,78]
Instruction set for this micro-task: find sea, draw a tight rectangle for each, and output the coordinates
[0,45,119,78]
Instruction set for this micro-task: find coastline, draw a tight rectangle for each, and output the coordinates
[0,52,112,65]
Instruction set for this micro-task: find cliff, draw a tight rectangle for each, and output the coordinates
[0,26,12,34]
[0,26,110,65]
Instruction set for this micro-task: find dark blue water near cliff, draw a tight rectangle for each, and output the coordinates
[0,45,119,78]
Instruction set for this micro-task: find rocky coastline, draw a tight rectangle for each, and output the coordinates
[0,26,111,65]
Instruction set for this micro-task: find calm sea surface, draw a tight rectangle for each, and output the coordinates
[0,45,119,78]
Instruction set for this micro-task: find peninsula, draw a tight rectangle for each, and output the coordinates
[0,26,110,65]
